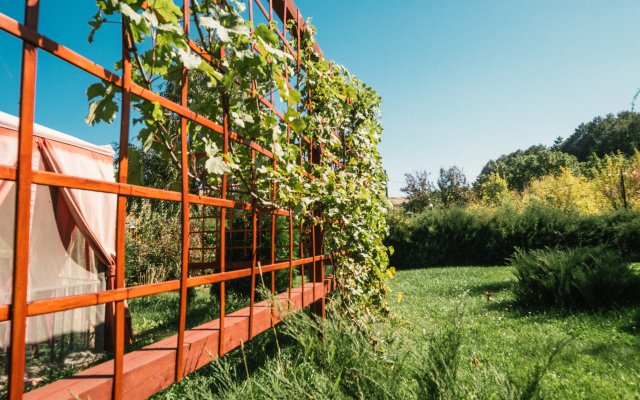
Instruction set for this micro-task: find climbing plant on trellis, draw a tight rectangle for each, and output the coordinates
[0,0,390,398]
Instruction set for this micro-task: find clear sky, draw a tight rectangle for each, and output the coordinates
[2,1,640,196]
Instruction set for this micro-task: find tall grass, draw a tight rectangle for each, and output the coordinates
[160,294,566,400]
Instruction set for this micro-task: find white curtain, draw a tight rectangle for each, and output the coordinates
[0,113,116,349]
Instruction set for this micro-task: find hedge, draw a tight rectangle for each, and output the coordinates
[386,204,640,268]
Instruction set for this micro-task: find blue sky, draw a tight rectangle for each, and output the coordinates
[2,1,640,196]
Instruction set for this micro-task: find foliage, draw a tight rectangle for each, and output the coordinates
[469,111,640,212]
[400,166,471,211]
[471,151,639,213]
[125,200,182,286]
[386,204,640,268]
[523,167,609,214]
[475,145,580,192]
[557,111,640,161]
[159,293,562,400]
[87,0,391,314]
[588,150,640,210]
[475,172,511,206]
[471,111,640,207]
[511,247,640,309]
[437,166,472,207]
[400,170,440,212]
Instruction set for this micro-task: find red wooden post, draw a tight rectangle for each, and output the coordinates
[113,16,133,400]
[175,0,191,381]
[288,214,294,304]
[0,0,336,396]
[218,77,230,358]
[310,146,325,318]
[249,150,257,339]
[8,1,39,397]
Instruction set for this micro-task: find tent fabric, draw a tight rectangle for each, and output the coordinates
[40,138,117,270]
[1,183,105,348]
[0,111,114,156]
[0,111,122,349]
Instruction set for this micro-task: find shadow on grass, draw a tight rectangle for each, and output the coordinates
[482,297,640,329]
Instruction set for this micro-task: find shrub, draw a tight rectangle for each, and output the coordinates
[511,247,640,309]
[386,205,640,268]
[125,201,181,286]
[476,172,511,206]
[523,168,609,214]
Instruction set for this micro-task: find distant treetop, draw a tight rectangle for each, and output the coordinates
[557,111,640,161]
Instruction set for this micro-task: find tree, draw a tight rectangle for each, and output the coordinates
[589,150,640,210]
[558,111,640,161]
[475,145,580,192]
[400,170,439,212]
[437,166,471,206]
[476,172,510,206]
[523,168,609,214]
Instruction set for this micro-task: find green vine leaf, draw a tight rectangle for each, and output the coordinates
[119,3,142,24]
[177,48,202,70]
[148,0,182,25]
[285,108,306,134]
[204,140,232,175]
[85,82,118,125]
[85,0,392,316]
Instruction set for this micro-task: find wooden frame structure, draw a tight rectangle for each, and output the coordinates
[0,0,338,398]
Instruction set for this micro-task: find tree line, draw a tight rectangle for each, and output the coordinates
[401,110,640,214]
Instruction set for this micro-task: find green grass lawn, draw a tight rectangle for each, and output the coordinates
[392,266,640,399]
[152,265,640,399]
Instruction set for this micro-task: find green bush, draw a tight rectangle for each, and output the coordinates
[511,247,640,309]
[387,205,640,268]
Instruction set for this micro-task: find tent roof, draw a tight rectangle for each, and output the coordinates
[0,111,114,157]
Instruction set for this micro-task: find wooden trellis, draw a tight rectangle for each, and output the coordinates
[0,0,338,398]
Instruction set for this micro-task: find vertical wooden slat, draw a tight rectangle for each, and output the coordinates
[311,146,325,318]
[311,212,316,304]
[201,203,205,262]
[175,0,191,381]
[270,216,276,286]
[295,8,305,309]
[218,88,229,358]
[249,150,257,339]
[270,0,288,311]
[113,17,132,400]
[299,219,304,308]
[282,0,287,42]
[269,213,276,326]
[0,0,335,396]
[288,214,293,303]
[8,1,39,398]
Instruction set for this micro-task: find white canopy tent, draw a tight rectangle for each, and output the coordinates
[0,111,121,351]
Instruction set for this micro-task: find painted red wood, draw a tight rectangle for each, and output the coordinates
[24,281,333,400]
[175,0,191,381]
[8,1,39,397]
[0,1,337,398]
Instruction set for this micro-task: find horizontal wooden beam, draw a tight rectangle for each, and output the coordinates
[24,279,334,400]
